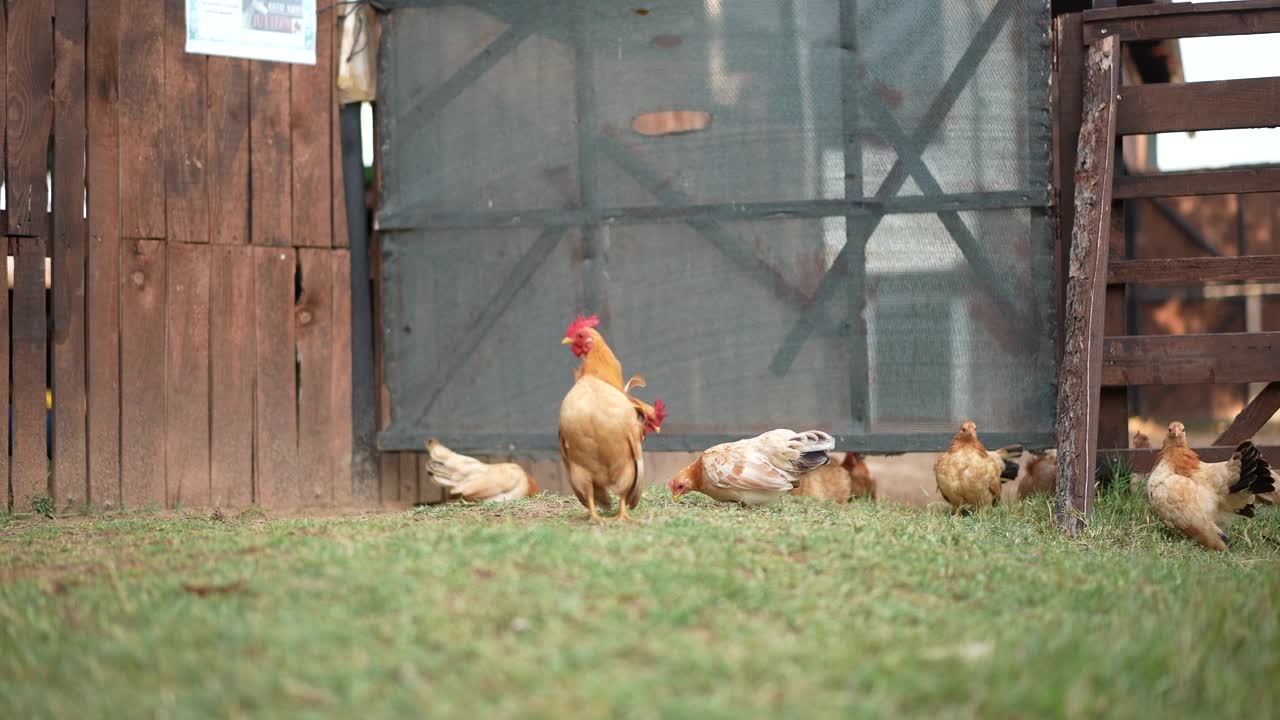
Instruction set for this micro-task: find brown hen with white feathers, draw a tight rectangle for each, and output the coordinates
[1145,421,1274,551]
[425,439,537,502]
[669,430,835,506]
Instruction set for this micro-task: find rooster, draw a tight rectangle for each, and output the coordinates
[933,420,1022,512]
[559,316,654,523]
[425,439,538,502]
[792,452,876,503]
[563,314,666,435]
[1146,421,1274,551]
[1017,449,1056,500]
[668,430,835,506]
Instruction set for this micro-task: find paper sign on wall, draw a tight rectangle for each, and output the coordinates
[186,0,317,65]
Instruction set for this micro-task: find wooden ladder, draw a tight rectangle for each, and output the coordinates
[1054,0,1280,533]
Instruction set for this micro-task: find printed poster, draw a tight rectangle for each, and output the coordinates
[187,0,317,65]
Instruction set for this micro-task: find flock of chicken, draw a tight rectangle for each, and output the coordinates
[425,315,1275,552]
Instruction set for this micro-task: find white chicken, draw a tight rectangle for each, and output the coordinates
[667,430,835,506]
[425,439,538,502]
[1146,421,1274,551]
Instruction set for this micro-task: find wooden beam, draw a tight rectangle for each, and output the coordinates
[1100,210,1129,453]
[1108,256,1280,286]
[1102,332,1280,386]
[1215,382,1280,446]
[1084,4,1280,43]
[1114,166,1280,199]
[1083,0,1280,21]
[1053,13,1085,366]
[1107,445,1280,474]
[1055,36,1119,535]
[1117,78,1280,135]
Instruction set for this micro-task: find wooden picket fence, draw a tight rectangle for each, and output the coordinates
[3,0,370,512]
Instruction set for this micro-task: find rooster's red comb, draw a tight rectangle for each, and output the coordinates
[565,314,600,338]
[652,399,668,424]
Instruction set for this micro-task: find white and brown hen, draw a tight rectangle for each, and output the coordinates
[425,439,538,502]
[669,430,835,507]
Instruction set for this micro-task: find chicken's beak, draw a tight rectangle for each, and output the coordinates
[654,425,662,433]
[671,491,682,503]
[560,337,573,345]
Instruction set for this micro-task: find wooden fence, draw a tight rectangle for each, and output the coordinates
[3,0,370,512]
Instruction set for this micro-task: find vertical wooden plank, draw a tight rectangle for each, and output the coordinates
[399,452,417,507]
[330,15,349,249]
[297,249,334,505]
[0,0,9,510]
[164,0,208,244]
[1099,209,1129,451]
[118,0,165,238]
[250,63,292,246]
[254,247,299,507]
[165,244,211,507]
[380,453,400,506]
[120,240,167,508]
[1055,37,1119,535]
[1052,14,1084,367]
[52,0,89,508]
[207,57,250,245]
[7,0,54,511]
[86,0,121,509]
[330,250,354,505]
[210,245,254,507]
[292,13,332,247]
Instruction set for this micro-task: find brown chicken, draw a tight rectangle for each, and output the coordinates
[668,430,835,506]
[559,316,652,523]
[933,421,1022,512]
[1017,449,1056,500]
[791,452,876,503]
[425,439,538,502]
[1146,421,1274,551]
[563,315,666,435]
[1129,430,1152,494]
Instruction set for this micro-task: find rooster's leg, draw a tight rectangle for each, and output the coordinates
[613,502,633,523]
[586,492,606,525]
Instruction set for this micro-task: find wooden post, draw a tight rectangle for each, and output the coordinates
[1055,36,1119,534]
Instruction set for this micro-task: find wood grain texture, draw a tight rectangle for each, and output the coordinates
[1084,3,1280,43]
[1084,0,1280,21]
[1114,166,1280,199]
[52,0,88,507]
[291,14,332,247]
[7,0,54,510]
[207,57,251,245]
[330,251,355,505]
[254,247,299,507]
[118,0,165,238]
[1107,255,1280,286]
[1099,211,1128,452]
[0,0,9,509]
[1052,13,1084,367]
[380,452,400,505]
[86,0,121,509]
[121,240,167,508]
[1117,78,1280,136]
[399,452,418,507]
[1103,332,1280,386]
[1215,382,1280,447]
[166,243,211,507]
[164,0,208,244]
[330,15,349,249]
[210,245,254,507]
[297,249,335,505]
[250,62,292,246]
[1055,37,1118,534]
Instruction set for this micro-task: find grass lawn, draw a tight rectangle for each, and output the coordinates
[2,486,1278,719]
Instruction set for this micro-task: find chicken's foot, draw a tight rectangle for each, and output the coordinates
[613,502,634,523]
[586,492,606,525]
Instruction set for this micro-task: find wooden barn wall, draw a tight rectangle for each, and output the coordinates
[1131,190,1280,424]
[2,0,373,512]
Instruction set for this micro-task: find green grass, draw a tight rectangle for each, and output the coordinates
[2,488,1278,719]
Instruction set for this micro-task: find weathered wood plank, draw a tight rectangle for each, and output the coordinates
[1055,37,1118,534]
[254,247,299,507]
[1102,332,1280,386]
[1117,78,1280,136]
[250,62,292,246]
[1107,255,1280,286]
[1084,0,1280,21]
[120,240,167,508]
[399,452,418,507]
[292,14,332,247]
[1215,382,1280,447]
[166,243,211,508]
[210,245,254,507]
[52,0,88,508]
[380,453,400,505]
[207,57,250,245]
[7,0,54,511]
[86,0,121,509]
[0,0,9,510]
[1085,5,1280,43]
[330,250,355,505]
[297,249,335,505]
[1052,13,1084,367]
[331,17,349,249]
[118,0,165,238]
[1108,445,1280,474]
[1114,166,1280,199]
[1099,211,1128,452]
[164,0,208,244]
